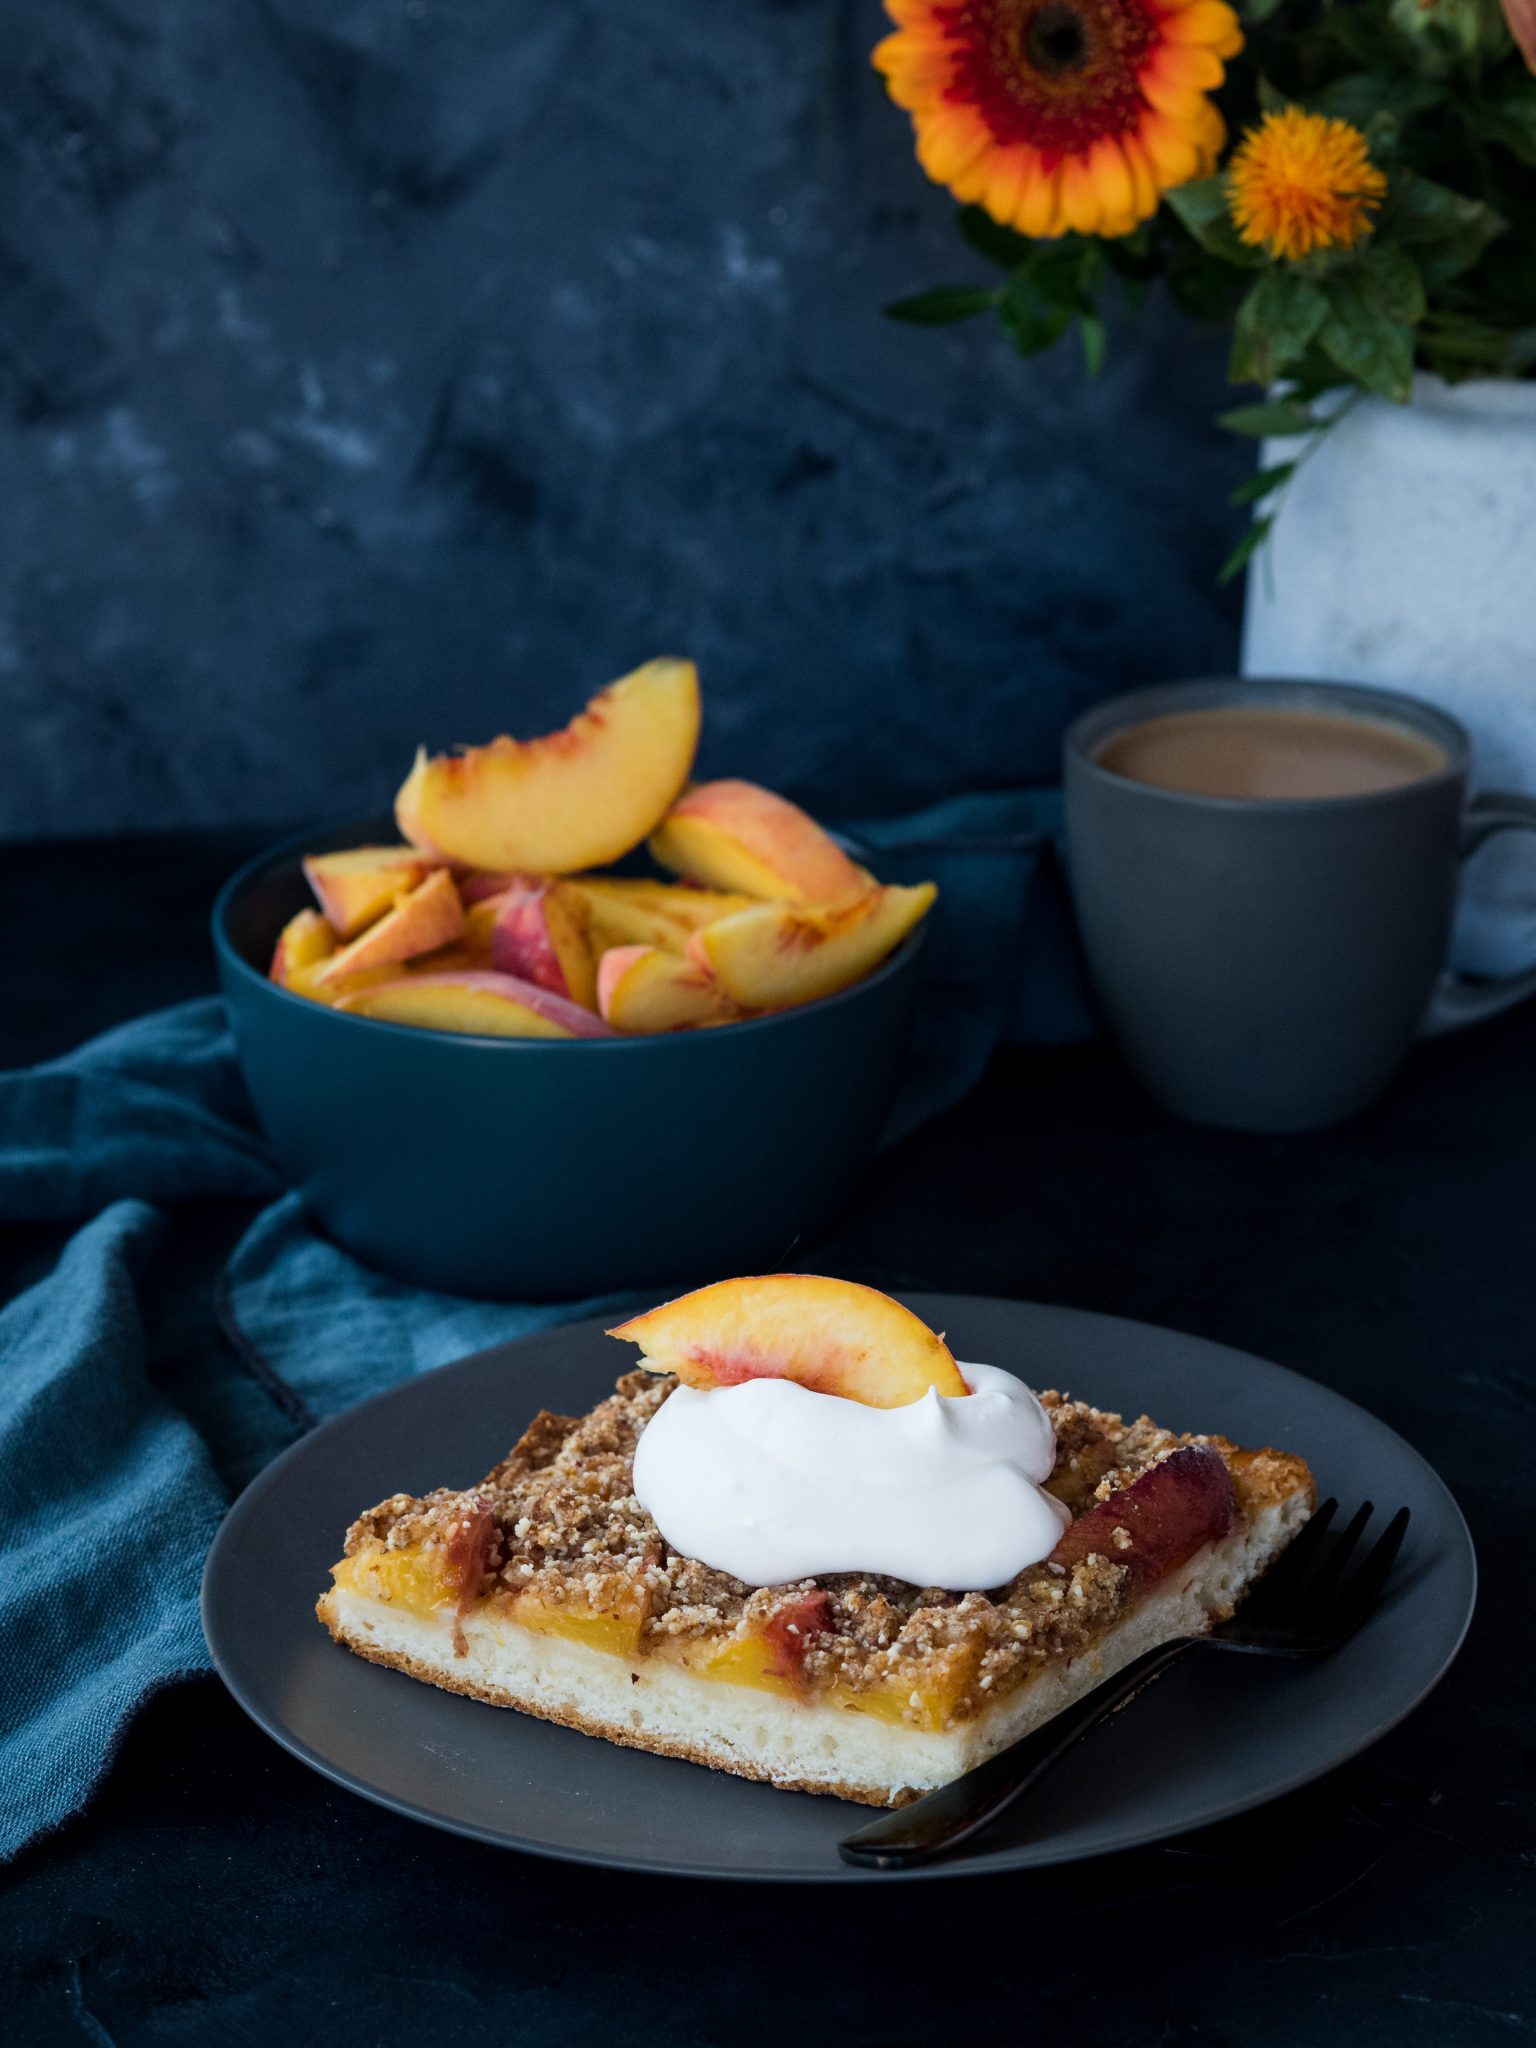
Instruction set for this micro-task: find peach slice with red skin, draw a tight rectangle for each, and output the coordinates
[761,1590,835,1682]
[609,1274,968,1407]
[312,868,464,990]
[457,870,536,905]
[490,881,600,1012]
[333,970,613,1038]
[596,944,742,1032]
[687,882,935,1010]
[395,657,701,873]
[649,780,872,903]
[1049,1446,1237,1582]
[303,846,437,939]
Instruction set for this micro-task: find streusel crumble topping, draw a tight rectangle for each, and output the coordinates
[340,1371,1304,1728]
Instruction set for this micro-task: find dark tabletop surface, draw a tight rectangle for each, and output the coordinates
[3,830,1532,2048]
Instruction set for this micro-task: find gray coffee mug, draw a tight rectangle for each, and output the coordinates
[1064,677,1536,1132]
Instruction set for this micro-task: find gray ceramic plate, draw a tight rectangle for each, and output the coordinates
[201,1294,1476,1883]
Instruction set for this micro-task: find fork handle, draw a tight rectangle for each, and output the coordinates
[838,1637,1197,1870]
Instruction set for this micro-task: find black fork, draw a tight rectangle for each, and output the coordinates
[839,1500,1410,1870]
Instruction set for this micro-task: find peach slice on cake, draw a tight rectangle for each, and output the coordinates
[688,882,935,1010]
[609,1274,967,1406]
[303,846,438,939]
[1049,1444,1237,1582]
[333,970,614,1038]
[648,780,872,903]
[395,657,701,873]
[312,868,465,990]
[596,944,742,1033]
[490,881,600,1012]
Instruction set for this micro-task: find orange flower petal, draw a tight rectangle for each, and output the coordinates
[983,145,1034,227]
[1160,0,1244,56]
[1060,155,1107,235]
[1120,133,1161,215]
[1016,164,1064,238]
[915,106,993,186]
[1140,68,1207,120]
[1088,137,1135,221]
[1150,42,1227,90]
[1139,112,1202,185]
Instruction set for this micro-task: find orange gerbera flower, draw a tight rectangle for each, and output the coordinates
[1227,107,1388,262]
[873,0,1243,240]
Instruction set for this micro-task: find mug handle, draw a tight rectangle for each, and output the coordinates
[1420,790,1536,1037]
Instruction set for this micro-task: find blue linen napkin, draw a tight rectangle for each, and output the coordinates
[0,791,1093,1863]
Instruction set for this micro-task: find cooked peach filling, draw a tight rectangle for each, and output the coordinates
[330,1547,647,1657]
[332,1545,453,1618]
[331,1544,974,1729]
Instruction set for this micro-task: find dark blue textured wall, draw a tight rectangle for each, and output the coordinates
[0,0,1246,838]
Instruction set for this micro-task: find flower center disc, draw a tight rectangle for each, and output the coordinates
[942,0,1158,164]
[1025,2,1090,74]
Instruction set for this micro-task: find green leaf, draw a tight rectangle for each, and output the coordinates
[1256,75,1288,115]
[1310,72,1443,135]
[1218,515,1274,586]
[1080,311,1107,378]
[1229,269,1330,386]
[997,275,1073,356]
[1242,0,1286,24]
[1318,281,1414,401]
[1354,243,1425,326]
[1231,461,1296,507]
[1029,243,1098,313]
[1468,101,1536,167]
[1385,172,1502,287]
[1216,396,1321,436]
[1318,7,1418,71]
[956,207,1035,271]
[1418,313,1536,378]
[884,286,998,325]
[1165,177,1267,269]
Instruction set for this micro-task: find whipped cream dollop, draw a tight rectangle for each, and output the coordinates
[631,1362,1070,1590]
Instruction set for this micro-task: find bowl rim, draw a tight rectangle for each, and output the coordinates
[211,813,927,1052]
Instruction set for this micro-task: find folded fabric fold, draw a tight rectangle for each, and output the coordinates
[0,790,1092,1863]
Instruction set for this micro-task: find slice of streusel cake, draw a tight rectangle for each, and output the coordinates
[317,1279,1314,1807]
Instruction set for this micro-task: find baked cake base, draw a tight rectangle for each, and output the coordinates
[319,1485,1308,1807]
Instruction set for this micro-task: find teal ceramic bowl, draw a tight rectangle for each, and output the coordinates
[212,816,925,1300]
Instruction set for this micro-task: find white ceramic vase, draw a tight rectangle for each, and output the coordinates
[1241,373,1536,976]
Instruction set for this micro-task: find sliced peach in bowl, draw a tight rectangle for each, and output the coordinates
[215,807,927,1299]
[270,909,403,1005]
[459,895,507,955]
[609,1274,967,1406]
[648,780,871,903]
[688,882,936,1010]
[303,846,437,938]
[596,944,742,1033]
[286,961,404,1005]
[457,869,535,905]
[395,656,701,872]
[573,876,754,941]
[311,867,464,991]
[333,970,614,1039]
[490,881,600,1012]
[269,908,336,986]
